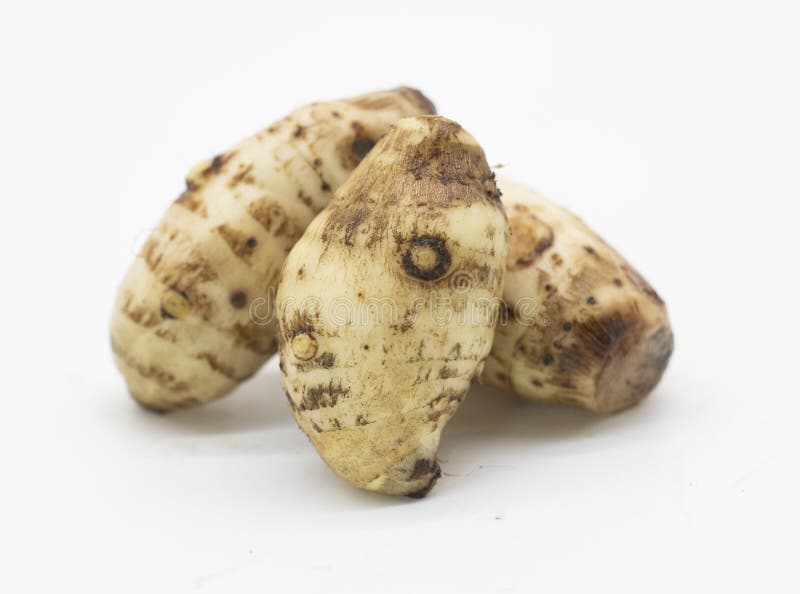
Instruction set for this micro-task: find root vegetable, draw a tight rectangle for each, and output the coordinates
[111,87,435,412]
[277,116,508,497]
[483,178,673,413]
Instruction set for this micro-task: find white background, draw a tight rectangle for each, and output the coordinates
[1,1,798,592]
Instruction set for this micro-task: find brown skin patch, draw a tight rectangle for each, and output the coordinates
[280,309,319,347]
[214,224,259,261]
[320,118,500,248]
[201,151,236,177]
[571,311,644,366]
[390,308,417,333]
[507,208,554,270]
[174,190,208,217]
[119,295,161,327]
[594,323,674,412]
[248,198,291,236]
[300,380,350,411]
[230,321,273,355]
[317,352,336,368]
[228,163,255,188]
[196,352,238,380]
[296,189,314,210]
[409,458,436,480]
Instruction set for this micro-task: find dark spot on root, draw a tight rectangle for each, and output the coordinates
[406,462,442,499]
[351,137,376,162]
[230,291,248,309]
[402,236,451,281]
[410,459,436,480]
[363,344,369,350]
[174,189,208,217]
[160,308,176,320]
[246,237,257,249]
[321,180,331,192]
[587,296,597,305]
[531,379,543,387]
[584,245,595,255]
[563,321,573,331]
[613,278,623,287]
[542,353,554,365]
[317,352,336,368]
[438,365,456,379]
[201,152,235,177]
[300,380,350,411]
[331,110,341,118]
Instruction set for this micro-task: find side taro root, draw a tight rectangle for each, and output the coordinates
[110,87,435,412]
[483,178,673,413]
[277,116,508,497]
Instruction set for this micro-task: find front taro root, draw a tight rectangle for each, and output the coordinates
[277,116,508,497]
[483,178,673,413]
[110,87,435,412]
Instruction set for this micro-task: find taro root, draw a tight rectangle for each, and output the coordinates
[111,87,435,412]
[277,116,507,496]
[484,178,673,413]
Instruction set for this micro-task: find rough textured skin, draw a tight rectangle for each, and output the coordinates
[277,117,508,497]
[484,178,673,413]
[111,88,435,412]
